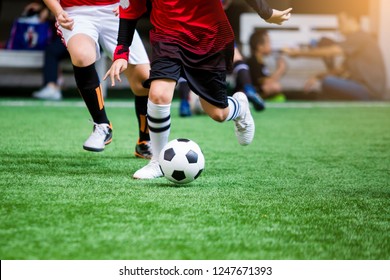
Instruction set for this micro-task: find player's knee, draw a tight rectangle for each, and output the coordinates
[72,57,94,67]
[69,48,95,67]
[148,92,171,105]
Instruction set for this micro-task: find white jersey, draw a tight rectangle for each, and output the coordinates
[58,4,149,65]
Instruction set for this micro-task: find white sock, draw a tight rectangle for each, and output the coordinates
[225,96,241,121]
[147,100,171,161]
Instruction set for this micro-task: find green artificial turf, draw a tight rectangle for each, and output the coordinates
[0,99,389,260]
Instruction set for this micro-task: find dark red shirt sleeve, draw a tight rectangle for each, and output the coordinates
[245,0,273,20]
[119,0,148,19]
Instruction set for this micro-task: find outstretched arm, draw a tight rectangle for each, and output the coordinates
[104,0,148,85]
[104,18,138,86]
[245,0,292,25]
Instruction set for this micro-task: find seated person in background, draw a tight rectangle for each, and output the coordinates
[232,46,266,111]
[29,1,69,100]
[6,1,52,51]
[247,29,287,102]
[32,35,69,100]
[283,12,387,100]
[22,1,50,22]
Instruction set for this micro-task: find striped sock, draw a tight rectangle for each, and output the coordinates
[226,96,240,121]
[147,100,171,161]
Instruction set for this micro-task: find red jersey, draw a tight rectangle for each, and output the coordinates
[60,0,118,8]
[120,0,234,56]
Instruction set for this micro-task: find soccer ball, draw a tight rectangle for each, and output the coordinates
[159,138,205,184]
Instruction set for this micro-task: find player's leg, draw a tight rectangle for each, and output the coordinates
[186,68,255,146]
[124,31,152,159]
[133,78,176,179]
[101,10,152,158]
[132,57,180,179]
[123,64,152,159]
[200,94,254,146]
[61,7,111,152]
[32,37,68,100]
[69,34,112,152]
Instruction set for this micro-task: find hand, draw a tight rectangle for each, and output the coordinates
[112,6,119,17]
[23,2,49,22]
[221,0,233,10]
[276,55,287,72]
[23,2,44,14]
[304,76,320,93]
[39,8,50,22]
[56,10,74,30]
[103,59,128,86]
[266,8,292,25]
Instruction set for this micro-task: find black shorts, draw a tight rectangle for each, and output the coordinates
[143,42,233,108]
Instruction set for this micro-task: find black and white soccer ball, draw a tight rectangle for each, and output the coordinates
[158,138,205,184]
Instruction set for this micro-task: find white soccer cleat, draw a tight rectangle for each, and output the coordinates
[233,92,255,146]
[83,122,112,152]
[133,159,163,179]
[32,85,62,101]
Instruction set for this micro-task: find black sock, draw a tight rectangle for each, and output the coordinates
[134,95,150,142]
[73,63,109,124]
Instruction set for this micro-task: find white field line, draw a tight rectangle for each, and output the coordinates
[0,100,390,108]
[267,101,390,108]
[0,100,134,108]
